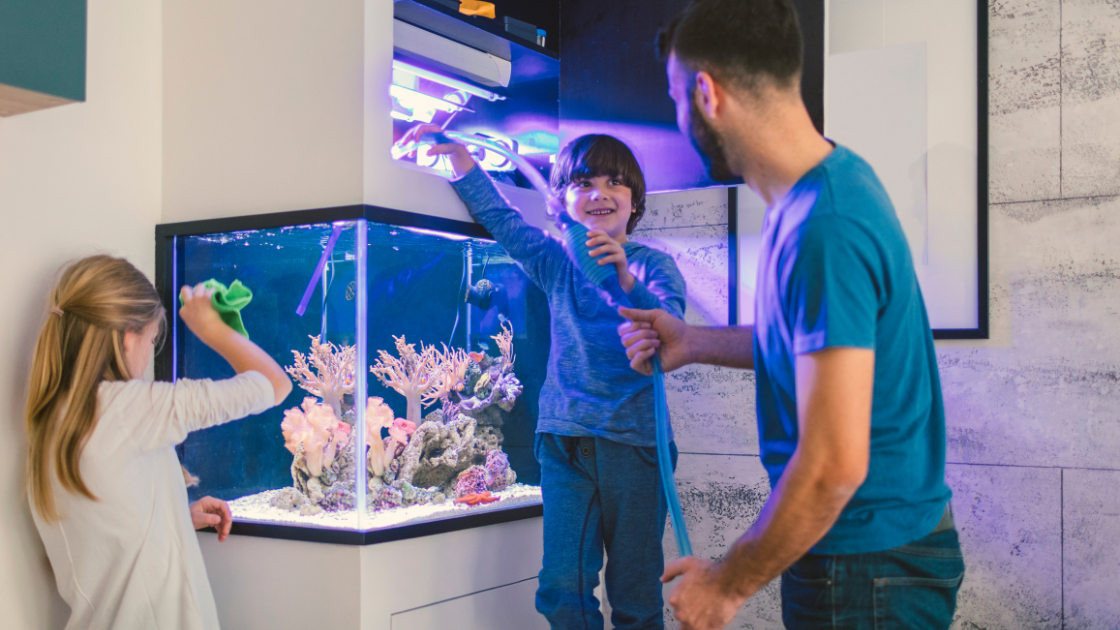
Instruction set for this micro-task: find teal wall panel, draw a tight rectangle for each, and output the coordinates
[0,0,86,101]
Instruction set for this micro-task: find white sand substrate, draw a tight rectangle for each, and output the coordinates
[227,483,542,532]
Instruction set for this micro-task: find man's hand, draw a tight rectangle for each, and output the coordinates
[617,307,693,374]
[190,496,233,542]
[662,557,750,630]
[586,230,635,292]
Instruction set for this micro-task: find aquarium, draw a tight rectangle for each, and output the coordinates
[156,208,547,539]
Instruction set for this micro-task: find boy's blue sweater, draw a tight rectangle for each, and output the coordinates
[451,167,687,447]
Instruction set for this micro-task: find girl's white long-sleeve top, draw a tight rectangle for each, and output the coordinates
[31,371,275,630]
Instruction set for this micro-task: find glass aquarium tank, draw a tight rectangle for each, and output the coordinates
[156,208,547,540]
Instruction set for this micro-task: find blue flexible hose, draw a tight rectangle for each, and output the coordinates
[555,214,693,558]
[405,130,693,555]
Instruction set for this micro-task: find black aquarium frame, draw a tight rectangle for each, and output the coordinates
[155,204,542,546]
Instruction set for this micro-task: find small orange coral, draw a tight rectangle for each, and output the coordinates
[454,491,501,506]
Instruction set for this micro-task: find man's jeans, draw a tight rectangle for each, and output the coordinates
[534,433,677,630]
[782,510,965,630]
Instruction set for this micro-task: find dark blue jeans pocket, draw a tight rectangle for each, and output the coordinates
[631,441,678,469]
[872,531,965,630]
[533,432,545,464]
[781,555,833,628]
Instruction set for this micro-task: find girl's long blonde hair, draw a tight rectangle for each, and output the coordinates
[26,255,165,522]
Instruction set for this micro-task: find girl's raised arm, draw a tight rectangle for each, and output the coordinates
[179,284,292,404]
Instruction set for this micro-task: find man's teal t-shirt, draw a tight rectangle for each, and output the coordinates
[754,144,951,554]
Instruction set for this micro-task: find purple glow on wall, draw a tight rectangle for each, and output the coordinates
[559,120,719,194]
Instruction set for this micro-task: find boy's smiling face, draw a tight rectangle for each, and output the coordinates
[563,174,634,242]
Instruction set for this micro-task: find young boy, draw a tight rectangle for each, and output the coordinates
[413,126,686,630]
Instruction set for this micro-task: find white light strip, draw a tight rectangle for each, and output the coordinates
[401,226,473,241]
[392,59,505,102]
[389,84,471,114]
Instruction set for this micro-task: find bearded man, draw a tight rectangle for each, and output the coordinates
[618,1,964,628]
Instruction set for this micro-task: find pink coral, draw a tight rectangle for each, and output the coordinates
[388,418,416,445]
[365,397,395,477]
[281,398,349,478]
[366,398,417,478]
[286,336,356,420]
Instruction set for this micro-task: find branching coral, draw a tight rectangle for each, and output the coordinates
[370,336,444,424]
[493,320,515,367]
[281,398,350,478]
[371,337,476,425]
[422,345,470,411]
[286,336,356,420]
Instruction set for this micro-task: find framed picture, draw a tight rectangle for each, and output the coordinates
[736,0,988,338]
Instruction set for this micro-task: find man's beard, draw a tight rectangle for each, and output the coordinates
[687,93,739,183]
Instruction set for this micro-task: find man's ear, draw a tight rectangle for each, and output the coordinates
[694,71,721,119]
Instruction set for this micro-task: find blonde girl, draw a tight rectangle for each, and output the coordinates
[26,255,292,630]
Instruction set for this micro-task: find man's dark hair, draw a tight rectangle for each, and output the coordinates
[550,135,647,235]
[657,0,803,94]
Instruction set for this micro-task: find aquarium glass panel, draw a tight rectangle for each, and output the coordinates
[175,218,545,532]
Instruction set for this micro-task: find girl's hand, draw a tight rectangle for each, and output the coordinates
[399,123,477,178]
[587,231,636,292]
[190,496,233,542]
[179,284,225,341]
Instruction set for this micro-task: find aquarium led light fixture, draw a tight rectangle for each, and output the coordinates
[392,60,505,103]
[389,84,472,124]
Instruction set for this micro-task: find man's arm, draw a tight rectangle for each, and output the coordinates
[618,307,755,374]
[661,346,873,630]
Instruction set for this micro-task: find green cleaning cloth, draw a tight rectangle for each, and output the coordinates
[180,279,253,339]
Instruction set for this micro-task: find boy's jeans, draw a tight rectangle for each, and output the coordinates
[781,511,965,630]
[535,433,677,630]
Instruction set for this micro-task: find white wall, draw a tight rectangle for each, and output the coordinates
[0,0,163,626]
[162,0,365,222]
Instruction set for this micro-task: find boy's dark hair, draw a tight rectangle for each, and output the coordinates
[550,135,647,235]
[656,0,803,95]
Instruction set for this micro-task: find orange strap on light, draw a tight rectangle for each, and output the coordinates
[459,1,496,19]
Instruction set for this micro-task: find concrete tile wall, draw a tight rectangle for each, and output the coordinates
[947,464,1063,628]
[1063,469,1120,629]
[938,2,1120,628]
[989,0,1062,203]
[631,4,1120,629]
[1061,0,1120,198]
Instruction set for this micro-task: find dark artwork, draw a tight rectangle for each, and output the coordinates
[559,0,825,191]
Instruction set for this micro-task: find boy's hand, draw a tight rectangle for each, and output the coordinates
[190,496,233,542]
[179,284,225,341]
[618,307,694,374]
[400,124,476,178]
[587,231,635,292]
